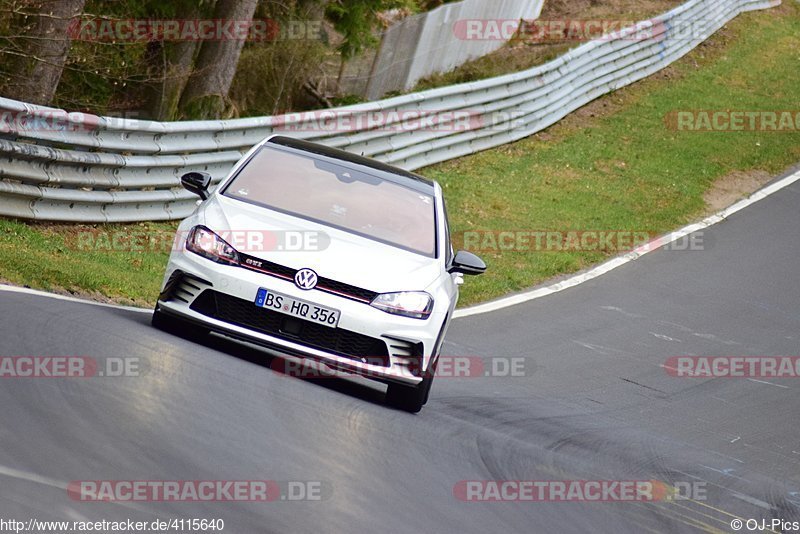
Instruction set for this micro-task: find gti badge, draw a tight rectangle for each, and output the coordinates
[294,268,318,290]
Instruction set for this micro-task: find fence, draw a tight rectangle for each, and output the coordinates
[0,0,779,222]
[363,0,544,100]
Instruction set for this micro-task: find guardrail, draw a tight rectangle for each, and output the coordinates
[0,0,779,222]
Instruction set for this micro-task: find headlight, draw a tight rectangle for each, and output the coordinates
[370,291,433,319]
[186,226,239,265]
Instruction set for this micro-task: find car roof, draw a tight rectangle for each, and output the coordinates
[265,136,436,195]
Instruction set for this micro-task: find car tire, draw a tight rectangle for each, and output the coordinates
[420,320,447,406]
[385,376,432,413]
[151,306,209,340]
[386,353,439,413]
[421,357,439,406]
[387,320,447,412]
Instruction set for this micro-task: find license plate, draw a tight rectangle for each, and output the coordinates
[255,288,340,328]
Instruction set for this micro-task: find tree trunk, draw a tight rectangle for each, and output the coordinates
[178,0,259,120]
[142,39,201,121]
[141,0,207,121]
[2,0,86,105]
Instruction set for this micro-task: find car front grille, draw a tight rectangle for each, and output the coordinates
[237,252,379,303]
[190,290,390,365]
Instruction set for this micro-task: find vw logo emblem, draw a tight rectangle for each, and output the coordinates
[294,268,318,290]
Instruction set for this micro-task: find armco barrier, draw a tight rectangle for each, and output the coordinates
[0,0,779,222]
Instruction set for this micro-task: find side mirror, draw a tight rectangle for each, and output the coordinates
[448,250,486,276]
[181,171,212,200]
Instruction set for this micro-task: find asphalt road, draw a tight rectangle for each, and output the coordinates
[1,174,799,533]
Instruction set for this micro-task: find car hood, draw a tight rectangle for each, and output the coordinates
[199,195,441,294]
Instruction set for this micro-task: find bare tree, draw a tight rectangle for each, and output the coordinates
[2,0,86,105]
[178,0,259,119]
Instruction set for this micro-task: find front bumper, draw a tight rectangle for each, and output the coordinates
[157,249,446,386]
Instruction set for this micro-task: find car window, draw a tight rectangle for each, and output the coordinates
[223,146,436,257]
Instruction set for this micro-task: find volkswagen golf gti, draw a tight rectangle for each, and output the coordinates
[153,135,486,412]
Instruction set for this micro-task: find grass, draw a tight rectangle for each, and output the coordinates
[0,221,176,307]
[0,2,798,308]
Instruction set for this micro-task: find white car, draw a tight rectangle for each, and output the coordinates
[153,135,485,412]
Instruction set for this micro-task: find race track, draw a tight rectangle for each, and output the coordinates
[1,171,799,533]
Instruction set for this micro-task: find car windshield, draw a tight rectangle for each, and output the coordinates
[222,146,437,257]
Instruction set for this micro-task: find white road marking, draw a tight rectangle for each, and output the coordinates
[0,463,161,516]
[599,306,644,318]
[0,284,150,313]
[572,340,610,354]
[698,464,748,481]
[692,333,741,345]
[650,332,682,342]
[747,378,789,389]
[0,463,67,491]
[730,491,773,511]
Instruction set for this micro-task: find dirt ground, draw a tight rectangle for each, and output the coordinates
[703,170,775,212]
[539,0,680,19]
